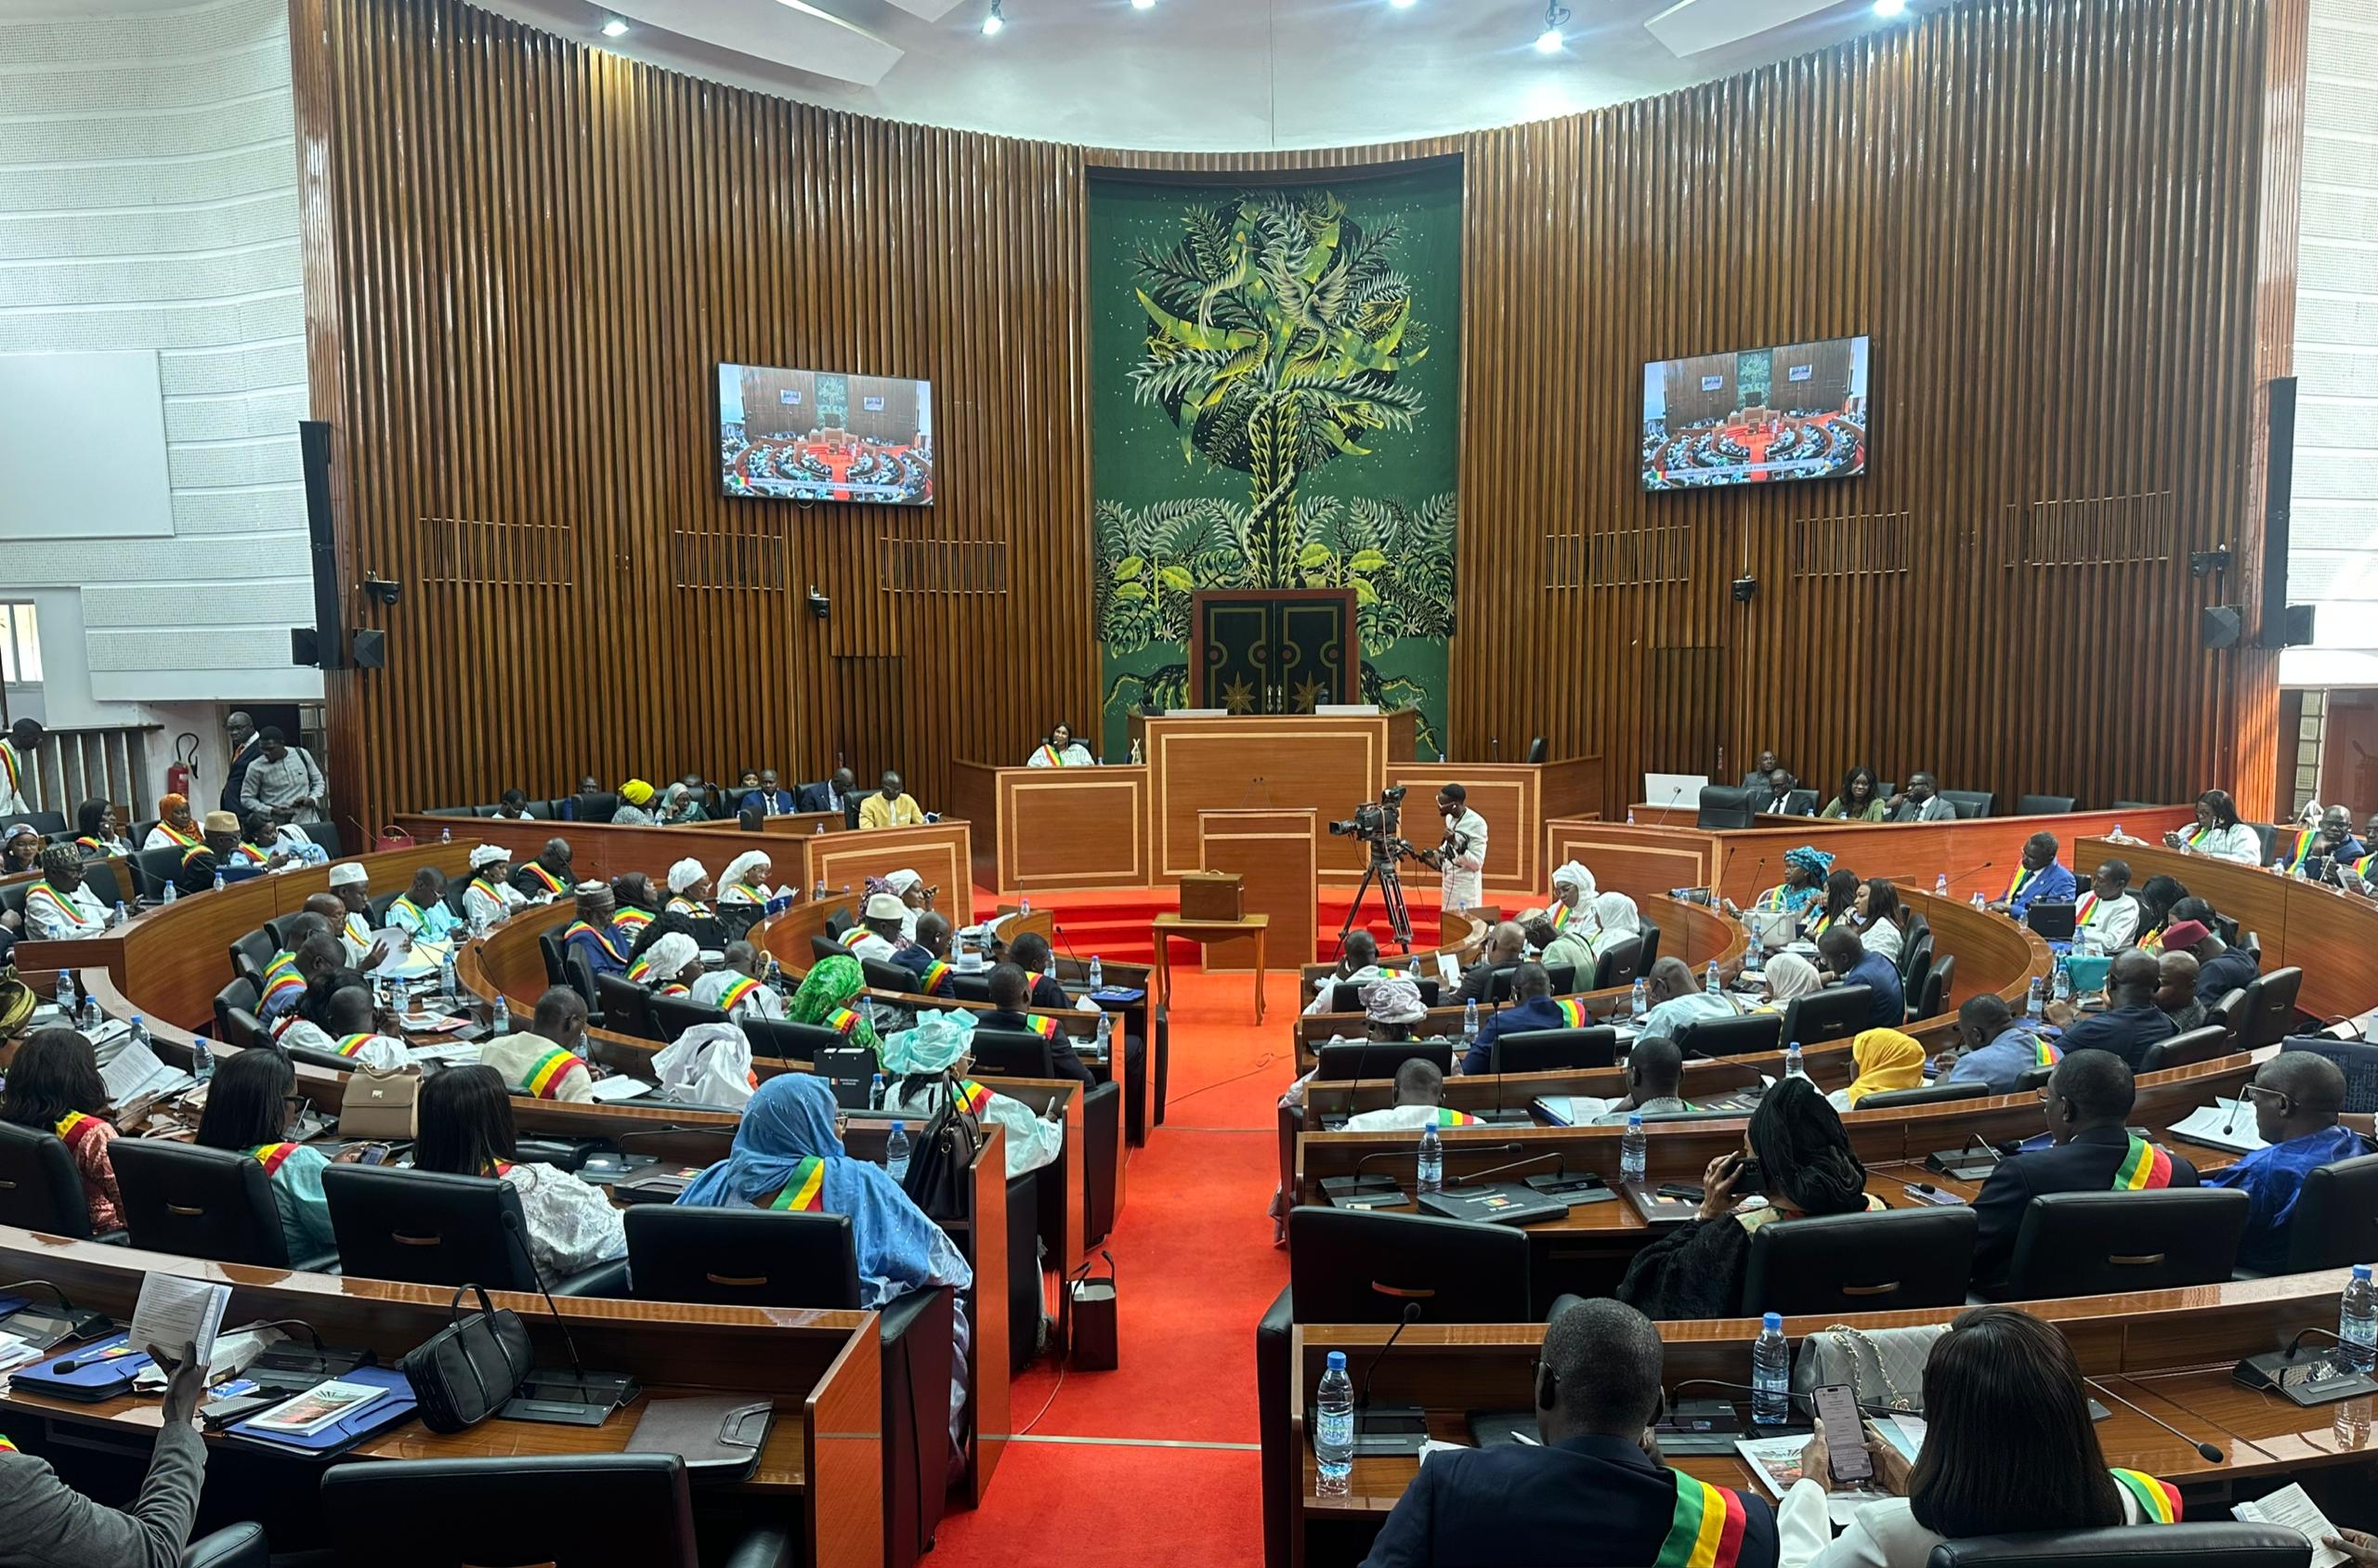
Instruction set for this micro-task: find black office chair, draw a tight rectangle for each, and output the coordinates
[1912,952,1954,1021]
[2136,1025,2232,1072]
[577,791,621,823]
[1490,1026,1617,1072]
[594,973,660,1041]
[180,1522,269,1568]
[1695,786,1756,830]
[742,1016,843,1063]
[2206,987,2252,1048]
[1740,1207,1977,1313]
[1779,986,1872,1047]
[79,861,124,908]
[111,1140,338,1270]
[1313,1039,1455,1080]
[321,1165,627,1295]
[562,947,602,1013]
[1901,932,1934,999]
[1673,1012,1783,1058]
[0,1120,100,1237]
[1780,789,1819,817]
[300,822,345,858]
[1286,1207,1531,1322]
[1635,921,1661,971]
[823,907,855,938]
[212,976,259,1041]
[2000,1188,2250,1298]
[1524,736,1548,764]
[1925,1524,2308,1568]
[1483,967,1576,1005]
[862,956,920,992]
[972,1027,1059,1078]
[228,927,276,992]
[948,972,994,1005]
[811,933,845,964]
[1853,1080,1989,1110]
[1591,935,1645,989]
[320,1453,787,1568]
[1938,789,1994,819]
[2275,1155,2378,1274]
[2248,967,2303,1049]
[135,845,185,901]
[2,809,67,835]
[2015,793,2080,816]
[647,994,729,1042]
[2014,1064,2057,1092]
[538,929,568,987]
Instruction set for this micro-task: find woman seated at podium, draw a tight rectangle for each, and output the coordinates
[1755,845,1835,920]
[880,1011,1062,1179]
[1026,722,1094,768]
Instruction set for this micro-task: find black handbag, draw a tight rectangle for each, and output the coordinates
[1063,1250,1119,1371]
[900,1072,985,1222]
[398,1284,534,1433]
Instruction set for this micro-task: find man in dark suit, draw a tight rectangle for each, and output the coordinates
[795,766,858,820]
[219,710,263,814]
[1454,921,1528,1006]
[891,911,957,998]
[1360,1298,1784,1568]
[975,961,1091,1087]
[2057,948,2177,1069]
[744,767,798,816]
[2170,901,2259,1005]
[1744,766,1798,816]
[1462,961,1572,1074]
[1969,1049,2199,1296]
[1817,926,1902,1029]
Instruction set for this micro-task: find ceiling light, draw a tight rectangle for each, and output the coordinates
[1390,0,1417,8]
[1535,1,1571,53]
[599,14,628,35]
[1132,0,1155,8]
[982,0,1004,33]
[1873,0,1907,14]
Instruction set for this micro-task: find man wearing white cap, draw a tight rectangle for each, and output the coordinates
[664,858,712,918]
[326,862,380,963]
[463,844,527,930]
[839,894,908,963]
[880,1009,1064,1178]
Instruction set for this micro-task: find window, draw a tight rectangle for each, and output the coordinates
[0,602,40,685]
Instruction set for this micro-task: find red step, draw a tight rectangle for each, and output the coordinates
[975,885,1456,969]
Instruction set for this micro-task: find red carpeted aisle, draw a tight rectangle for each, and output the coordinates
[926,963,1300,1567]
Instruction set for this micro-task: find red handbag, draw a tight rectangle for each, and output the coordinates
[373,825,416,853]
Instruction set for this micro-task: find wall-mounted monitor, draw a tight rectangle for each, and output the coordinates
[718,363,934,505]
[1640,335,1869,492]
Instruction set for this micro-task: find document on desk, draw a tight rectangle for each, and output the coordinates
[1735,1436,1877,1526]
[589,1075,656,1103]
[2168,1100,2271,1155]
[2235,1483,2348,1568]
[128,1274,230,1367]
[1534,1095,1615,1127]
[100,1037,195,1105]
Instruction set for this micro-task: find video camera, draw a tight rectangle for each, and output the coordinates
[1327,785,1409,852]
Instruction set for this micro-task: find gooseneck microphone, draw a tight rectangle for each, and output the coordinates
[1358,1300,1423,1427]
[2083,1376,2224,1461]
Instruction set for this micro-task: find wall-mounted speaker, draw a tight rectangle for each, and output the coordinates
[351,628,387,669]
[2201,605,2244,649]
[290,627,320,666]
[298,420,347,671]
[2281,604,2317,647]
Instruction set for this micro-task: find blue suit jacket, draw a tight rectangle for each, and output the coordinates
[1360,1432,1779,1568]
[2007,858,2078,920]
[1462,995,1570,1075]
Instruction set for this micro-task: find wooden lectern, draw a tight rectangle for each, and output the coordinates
[1196,807,1317,972]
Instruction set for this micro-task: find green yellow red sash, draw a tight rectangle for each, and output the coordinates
[2033,1035,2062,1066]
[563,920,629,964]
[23,883,91,933]
[1553,997,1589,1027]
[954,1080,993,1117]
[656,982,690,999]
[1022,1013,1061,1039]
[0,1433,17,1454]
[2184,822,2213,848]
[522,862,566,895]
[2136,925,2164,953]
[918,960,951,994]
[2110,1469,2181,1523]
[523,1049,582,1099]
[1035,744,1068,767]
[825,1006,863,1037]
[487,1160,516,1178]
[666,896,707,917]
[2005,865,2034,901]
[764,1157,828,1210]
[2075,892,2098,926]
[469,877,509,908]
[181,843,215,869]
[715,975,763,1013]
[614,907,653,933]
[1653,1470,1752,1568]
[2113,1135,2174,1190]
[152,819,202,848]
[731,881,770,903]
[0,740,18,798]
[259,967,307,1013]
[54,1111,103,1154]
[333,1033,382,1057]
[1433,1107,1481,1127]
[626,957,655,984]
[248,1143,300,1178]
[839,926,871,948]
[2280,827,2318,871]
[1545,902,1572,933]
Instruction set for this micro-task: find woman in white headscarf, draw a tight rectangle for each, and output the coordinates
[665,858,712,917]
[717,850,775,907]
[1585,892,1642,960]
[880,1010,1064,1178]
[1535,861,1598,939]
[1753,951,1825,1014]
[627,931,702,998]
[880,868,929,941]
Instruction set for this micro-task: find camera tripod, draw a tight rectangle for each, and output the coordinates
[1337,841,1416,957]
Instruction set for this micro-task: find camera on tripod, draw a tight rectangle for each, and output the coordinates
[1327,784,1407,845]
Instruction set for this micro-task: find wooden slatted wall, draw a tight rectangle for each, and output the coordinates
[297,0,2301,830]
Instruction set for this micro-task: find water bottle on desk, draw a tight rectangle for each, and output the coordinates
[114,900,129,928]
[1751,1313,1791,1425]
[885,1120,911,1183]
[1705,960,1720,995]
[440,950,457,1003]
[163,881,177,905]
[1969,891,1985,910]
[1462,999,1479,1047]
[1627,809,1637,825]
[213,869,226,893]
[1933,872,1948,898]
[1018,895,1031,916]
[2026,976,2045,1019]
[1629,977,1648,1021]
[127,1014,151,1056]
[1784,1041,1806,1080]
[1315,1352,1354,1497]
[869,1073,886,1111]
[2110,822,2125,843]
[439,825,451,843]
[2051,956,2071,1004]
[80,991,100,1032]
[1094,1013,1114,1059]
[56,970,73,1012]
[1417,1124,1443,1194]
[193,1036,215,1085]
[490,995,510,1036]
[1620,1114,1647,1184]
[2341,1265,2377,1374]
[1089,954,1104,991]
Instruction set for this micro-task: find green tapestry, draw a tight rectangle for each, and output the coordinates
[1088,165,1462,758]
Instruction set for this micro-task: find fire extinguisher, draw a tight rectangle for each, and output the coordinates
[167,732,201,799]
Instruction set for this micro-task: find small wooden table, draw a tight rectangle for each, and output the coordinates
[1150,911,1270,1024]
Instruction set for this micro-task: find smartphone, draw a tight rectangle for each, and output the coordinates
[1653,1183,1705,1201]
[1811,1384,1872,1483]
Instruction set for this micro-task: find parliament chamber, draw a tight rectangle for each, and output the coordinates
[2,0,2372,1565]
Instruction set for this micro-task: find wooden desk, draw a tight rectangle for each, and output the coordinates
[796,820,974,928]
[391,813,751,885]
[946,762,1152,895]
[1387,758,1602,900]
[1152,911,1270,1023]
[1130,712,1415,888]
[1201,808,1317,972]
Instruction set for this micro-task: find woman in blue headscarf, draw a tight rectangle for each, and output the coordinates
[676,1075,973,1440]
[1757,844,1836,921]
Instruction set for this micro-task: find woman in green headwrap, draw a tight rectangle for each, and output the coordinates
[785,954,884,1053]
[881,1009,1064,1179]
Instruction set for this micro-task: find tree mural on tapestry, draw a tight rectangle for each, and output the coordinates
[1089,167,1461,757]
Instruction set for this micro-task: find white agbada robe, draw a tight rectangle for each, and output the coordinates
[1437,807,1488,911]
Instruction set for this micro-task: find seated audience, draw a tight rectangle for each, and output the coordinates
[1535,911,1598,979]
[140,792,204,852]
[976,961,1095,1087]
[2074,858,2139,949]
[255,921,333,1022]
[1827,1028,1926,1110]
[511,837,576,901]
[1463,961,1574,1075]
[882,869,934,940]
[2155,950,2205,1033]
[859,769,927,830]
[1456,921,1529,1004]
[175,810,267,894]
[563,776,603,820]
[659,777,707,825]
[2130,873,2190,950]
[462,843,526,928]
[1534,860,1596,938]
[1300,974,1434,1059]
[1342,1057,1480,1131]
[1753,952,1825,1015]
[745,768,796,816]
[385,866,461,943]
[787,954,884,1052]
[0,1333,214,1568]
[2209,1052,2371,1274]
[1739,749,1784,791]
[72,799,132,859]
[194,1046,346,1261]
[1817,926,1902,1029]
[2169,900,2258,1002]
[280,985,407,1068]
[415,1064,625,1276]
[1583,893,1642,962]
[1970,1050,2198,1296]
[482,987,598,1102]
[1854,878,1905,962]
[1306,929,1385,1016]
[1640,956,1739,1038]
[0,821,39,875]
[625,931,701,998]
[1884,772,1954,823]
[1940,993,2058,1091]
[2057,949,2177,1069]
[2297,804,2368,881]
[561,882,634,979]
[1821,764,1888,821]
[1004,932,1076,1011]
[1026,721,1094,767]
[1785,1306,2185,1566]
[1747,766,1800,816]
[611,778,658,824]
[797,766,858,816]
[692,941,786,1021]
[664,857,712,917]
[1617,1078,1880,1318]
[893,912,958,1000]
[1993,831,2076,921]
[2165,788,2260,862]
[322,869,383,966]
[23,845,111,940]
[1359,1298,1786,1568]
[1588,1035,1693,1124]
[1757,845,1833,919]
[491,788,533,820]
[716,849,775,908]
[610,872,660,935]
[841,893,908,963]
[0,1026,124,1232]
[1807,869,1859,939]
[882,1011,1063,1177]
[245,808,317,869]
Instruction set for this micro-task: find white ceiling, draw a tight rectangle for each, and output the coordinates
[469,0,1931,151]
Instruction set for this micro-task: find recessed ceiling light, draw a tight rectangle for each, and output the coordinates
[1390,0,1418,8]
[1873,0,1908,15]
[1132,0,1156,9]
[982,0,1004,34]
[599,14,628,35]
[1535,1,1571,53]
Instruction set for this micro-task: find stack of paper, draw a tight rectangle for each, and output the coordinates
[99,1038,196,1105]
[2168,1100,2271,1154]
[2235,1483,2349,1568]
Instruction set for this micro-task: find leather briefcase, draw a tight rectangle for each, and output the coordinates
[340,1065,419,1140]
[1179,870,1242,922]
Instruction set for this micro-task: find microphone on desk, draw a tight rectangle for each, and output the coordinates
[1491,736,1500,762]
[2083,1376,2224,1462]
[500,1209,635,1418]
[1937,862,1995,901]
[1358,1300,1422,1431]
[1449,1145,1563,1187]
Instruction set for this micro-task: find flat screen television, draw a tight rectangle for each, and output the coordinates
[718,363,934,505]
[1640,335,1869,492]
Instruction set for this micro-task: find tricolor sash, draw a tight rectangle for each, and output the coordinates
[0,1433,17,1454]
[1653,1470,1753,1568]
[390,895,427,929]
[1807,911,1836,938]
[248,1143,300,1178]
[2136,925,2164,953]
[2110,1469,2182,1523]
[715,975,763,1014]
[75,835,109,854]
[0,739,19,799]
[487,1160,516,1178]
[666,896,707,917]
[2184,822,2214,849]
[54,1110,104,1154]
[332,1033,383,1058]
[522,1049,583,1099]
[839,926,871,948]
[181,843,216,869]
[626,957,656,984]
[233,843,270,866]
[1553,997,1590,1027]
[258,967,307,1013]
[563,920,630,964]
[152,819,202,849]
[2280,827,2318,871]
[2032,1035,2063,1066]
[1035,744,1068,767]
[954,1080,994,1117]
[469,877,510,909]
[345,913,372,949]
[824,1006,864,1037]
[763,1157,828,1211]
[1024,970,1048,991]
[1433,1107,1482,1127]
[731,881,770,904]
[1545,902,1573,933]
[2075,892,2099,927]
[2005,865,2035,901]
[656,982,690,1000]
[1021,1013,1061,1039]
[521,862,566,895]
[23,883,92,934]
[614,907,654,933]
[2113,1135,2175,1191]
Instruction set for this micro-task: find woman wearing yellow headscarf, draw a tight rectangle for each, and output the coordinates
[611,779,658,825]
[1828,1027,1927,1111]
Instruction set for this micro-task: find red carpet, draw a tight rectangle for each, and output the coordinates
[928,966,1297,1563]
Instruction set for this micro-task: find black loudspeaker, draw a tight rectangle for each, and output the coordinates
[298,420,346,671]
[290,628,320,667]
[351,629,387,669]
[2282,604,2317,647]
[2257,377,2295,648]
[2202,606,2245,649]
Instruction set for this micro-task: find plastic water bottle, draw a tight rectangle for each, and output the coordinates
[1933,872,1948,898]
[80,991,100,1032]
[440,950,457,1001]
[163,880,177,905]
[114,900,129,927]
[1407,957,1422,981]
[56,970,72,1011]
[1095,1013,1114,1058]
[2026,976,2045,1019]
[490,995,510,1036]
[814,877,830,901]
[1621,1114,1648,1184]
[1752,1313,1791,1425]
[2111,822,2125,843]
[439,825,451,843]
[1630,977,1648,1020]
[1089,954,1104,991]
[885,1120,911,1183]
[1970,890,1985,910]
[1018,895,1031,916]
[2274,858,2289,878]
[1705,960,1721,994]
[2340,1265,2378,1374]
[127,1014,151,1056]
[2051,956,2072,1004]
[1417,1124,1443,1194]
[193,1035,215,1085]
[1784,1041,1807,1080]
[1462,999,1480,1044]
[1627,808,1638,825]
[814,820,826,836]
[1315,1351,1354,1496]
[869,1073,886,1111]
[213,869,226,892]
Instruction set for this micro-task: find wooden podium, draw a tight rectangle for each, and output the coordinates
[1196,807,1317,972]
[1129,711,1418,887]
